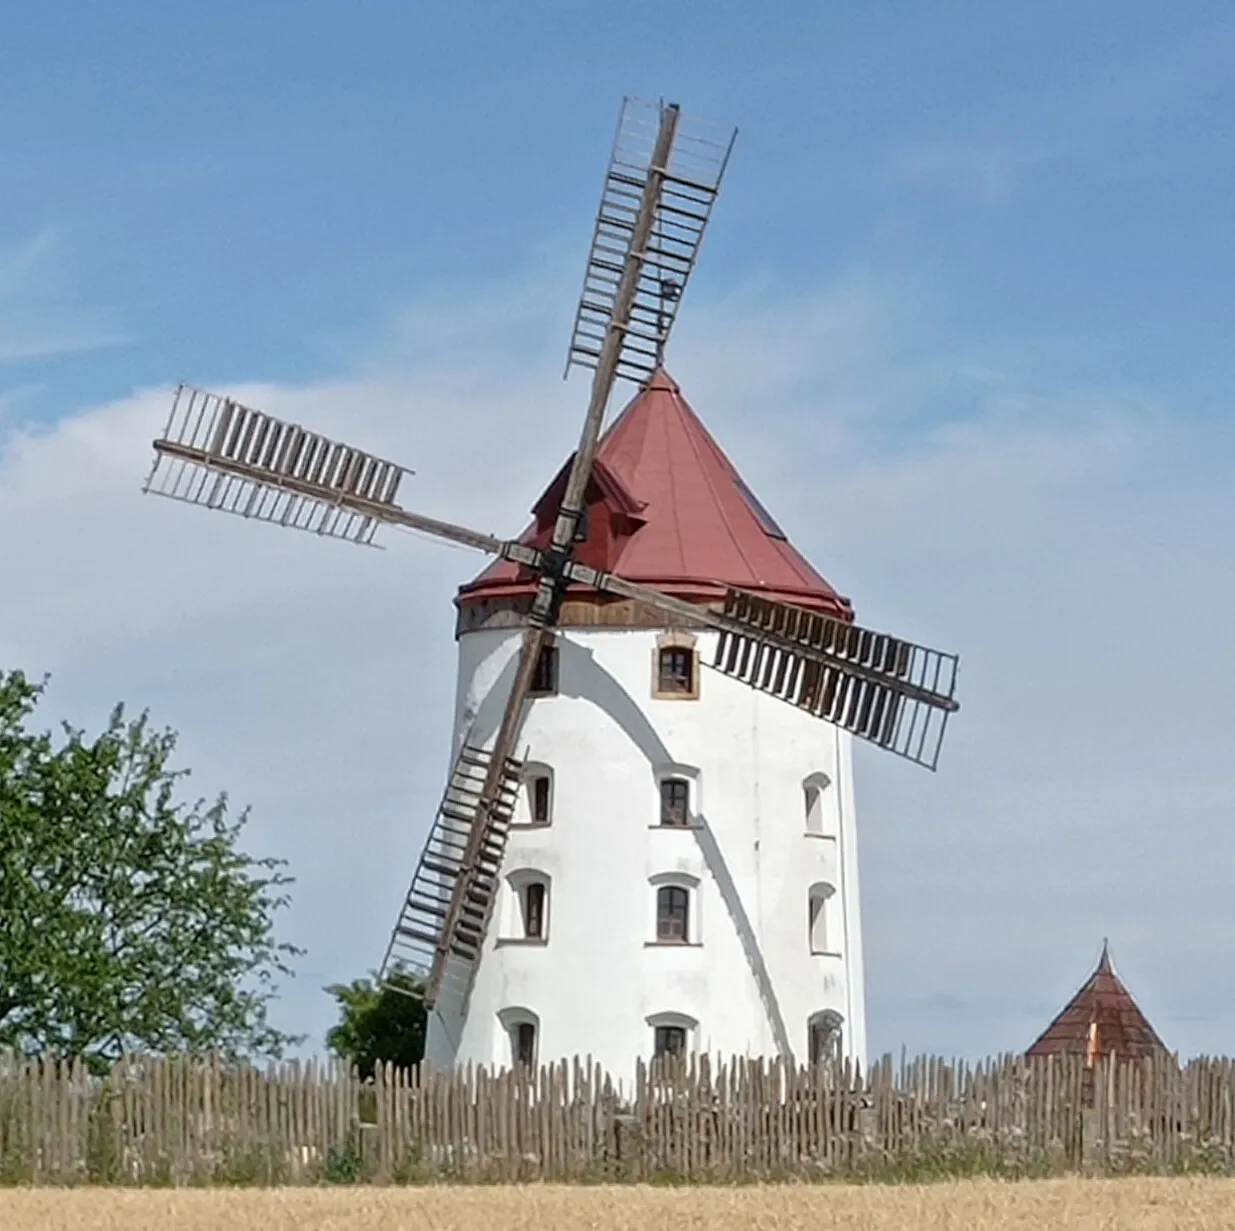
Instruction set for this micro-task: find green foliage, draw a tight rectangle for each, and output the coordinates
[325,968,426,1081]
[320,1137,367,1184]
[0,669,302,1071]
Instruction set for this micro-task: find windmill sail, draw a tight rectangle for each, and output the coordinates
[380,743,523,1008]
[145,385,540,560]
[397,102,740,1010]
[564,563,959,771]
[709,589,958,771]
[144,386,409,545]
[565,97,736,386]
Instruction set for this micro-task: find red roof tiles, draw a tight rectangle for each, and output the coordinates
[458,369,853,618]
[1026,942,1168,1062]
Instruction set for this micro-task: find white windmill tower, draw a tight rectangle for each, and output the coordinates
[141,98,960,1080]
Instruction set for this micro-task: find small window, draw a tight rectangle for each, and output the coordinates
[809,1011,843,1066]
[656,885,690,943]
[529,774,551,824]
[531,644,558,695]
[803,773,831,836]
[654,1025,687,1057]
[808,882,834,954]
[521,881,547,940]
[659,778,690,827]
[514,1021,537,1069]
[657,646,695,695]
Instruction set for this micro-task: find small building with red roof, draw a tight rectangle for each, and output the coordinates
[1027,941,1169,1065]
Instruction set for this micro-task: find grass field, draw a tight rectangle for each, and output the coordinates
[4,1179,1235,1230]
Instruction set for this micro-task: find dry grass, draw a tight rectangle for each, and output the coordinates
[3,1179,1235,1231]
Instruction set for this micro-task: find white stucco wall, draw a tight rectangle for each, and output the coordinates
[423,623,867,1083]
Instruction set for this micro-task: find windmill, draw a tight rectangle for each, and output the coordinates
[142,98,960,1058]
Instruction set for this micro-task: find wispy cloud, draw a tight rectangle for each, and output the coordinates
[0,228,126,366]
[882,140,1060,204]
[1,269,1230,1061]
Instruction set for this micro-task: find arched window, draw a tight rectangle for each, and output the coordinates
[516,763,553,826]
[649,872,700,945]
[803,772,832,836]
[808,1010,843,1066]
[498,1007,539,1070]
[647,1011,698,1059]
[656,885,690,943]
[807,882,835,954]
[503,869,551,943]
[652,763,700,829]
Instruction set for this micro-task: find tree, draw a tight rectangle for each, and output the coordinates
[325,969,426,1079]
[0,669,301,1070]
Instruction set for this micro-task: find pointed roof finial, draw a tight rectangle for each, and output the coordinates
[1026,936,1167,1062]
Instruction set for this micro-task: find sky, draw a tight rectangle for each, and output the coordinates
[2,1,1234,1063]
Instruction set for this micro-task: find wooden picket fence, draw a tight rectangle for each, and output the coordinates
[1,1050,1233,1184]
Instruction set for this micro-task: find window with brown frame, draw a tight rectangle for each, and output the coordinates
[656,646,695,695]
[531,644,558,695]
[521,881,547,940]
[659,778,690,827]
[656,885,690,943]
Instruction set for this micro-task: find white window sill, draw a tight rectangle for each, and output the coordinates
[810,949,843,958]
[495,937,549,948]
[509,821,552,830]
[803,831,838,840]
[648,823,700,831]
[644,940,702,948]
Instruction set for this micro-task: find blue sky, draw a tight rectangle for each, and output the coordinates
[8,2,1235,416]
[3,3,1235,1062]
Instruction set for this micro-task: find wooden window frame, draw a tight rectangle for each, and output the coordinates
[652,631,700,701]
[659,777,691,827]
[655,885,691,944]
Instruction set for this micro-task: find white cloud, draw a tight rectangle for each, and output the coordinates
[2,270,1231,1063]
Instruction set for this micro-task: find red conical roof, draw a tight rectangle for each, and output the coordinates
[457,369,853,618]
[1026,941,1168,1062]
